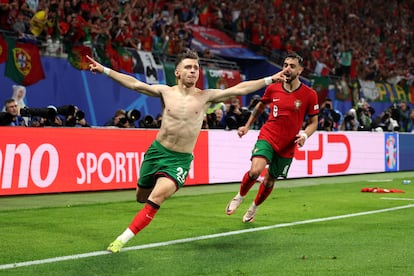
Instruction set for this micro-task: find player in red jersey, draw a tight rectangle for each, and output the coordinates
[226,53,320,222]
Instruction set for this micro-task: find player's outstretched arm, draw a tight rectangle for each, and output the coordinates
[207,68,287,103]
[86,55,161,97]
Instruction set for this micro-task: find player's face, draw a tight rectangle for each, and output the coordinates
[282,57,303,83]
[175,58,200,87]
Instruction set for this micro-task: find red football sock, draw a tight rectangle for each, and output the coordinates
[240,172,257,196]
[254,183,274,206]
[128,200,160,234]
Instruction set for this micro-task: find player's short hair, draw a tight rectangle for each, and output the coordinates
[285,52,304,67]
[175,48,199,68]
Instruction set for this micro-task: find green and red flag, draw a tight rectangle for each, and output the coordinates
[5,38,45,86]
[104,42,120,72]
[116,46,133,73]
[67,45,92,70]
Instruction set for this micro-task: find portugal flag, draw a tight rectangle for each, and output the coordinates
[0,34,7,63]
[5,38,45,86]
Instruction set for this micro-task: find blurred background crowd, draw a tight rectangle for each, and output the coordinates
[0,0,413,131]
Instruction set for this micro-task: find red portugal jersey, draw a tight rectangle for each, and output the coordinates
[258,82,319,158]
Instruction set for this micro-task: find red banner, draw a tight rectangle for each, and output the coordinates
[0,128,209,196]
[0,34,7,63]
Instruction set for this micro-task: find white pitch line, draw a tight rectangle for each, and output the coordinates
[381,197,414,201]
[1,204,414,270]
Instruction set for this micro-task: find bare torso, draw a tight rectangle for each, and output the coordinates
[155,85,210,153]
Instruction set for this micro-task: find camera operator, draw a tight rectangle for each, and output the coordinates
[207,109,226,129]
[0,99,27,126]
[318,98,341,131]
[60,105,90,127]
[371,108,399,132]
[105,109,140,128]
[105,109,133,128]
[246,94,268,130]
[225,97,250,130]
[339,108,359,131]
[154,114,162,128]
[18,105,60,127]
[356,100,375,131]
[139,114,159,128]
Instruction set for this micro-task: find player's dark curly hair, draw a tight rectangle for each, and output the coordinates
[285,52,304,67]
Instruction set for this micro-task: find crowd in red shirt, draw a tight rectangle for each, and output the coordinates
[1,0,413,83]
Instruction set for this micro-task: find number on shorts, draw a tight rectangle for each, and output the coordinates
[176,167,188,184]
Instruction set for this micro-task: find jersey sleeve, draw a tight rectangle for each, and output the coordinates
[307,89,320,116]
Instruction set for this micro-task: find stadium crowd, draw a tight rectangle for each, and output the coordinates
[1,0,413,83]
[0,0,413,131]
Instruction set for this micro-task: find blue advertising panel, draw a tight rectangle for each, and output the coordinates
[399,133,414,171]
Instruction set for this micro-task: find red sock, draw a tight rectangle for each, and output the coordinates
[128,201,160,234]
[240,172,257,196]
[254,183,274,206]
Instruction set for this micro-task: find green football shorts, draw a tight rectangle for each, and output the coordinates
[252,139,293,179]
[138,140,193,189]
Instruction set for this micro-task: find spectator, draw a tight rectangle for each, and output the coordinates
[1,0,413,84]
[1,98,26,126]
[2,0,414,115]
[338,44,352,80]
[266,28,284,60]
[12,10,30,37]
[29,5,50,39]
[0,0,18,30]
[398,100,411,132]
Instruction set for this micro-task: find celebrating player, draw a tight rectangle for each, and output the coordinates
[87,49,288,252]
[226,53,319,222]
